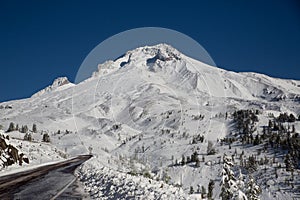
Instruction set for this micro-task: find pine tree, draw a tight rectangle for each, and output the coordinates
[253,135,260,145]
[24,133,32,142]
[7,122,15,132]
[21,125,28,133]
[191,151,197,162]
[268,120,273,129]
[220,155,236,200]
[187,156,191,163]
[32,124,37,133]
[284,153,294,172]
[291,125,295,133]
[43,133,50,142]
[207,140,216,155]
[195,156,200,167]
[88,146,93,154]
[201,185,207,198]
[288,113,296,122]
[189,186,194,194]
[220,155,247,200]
[236,169,245,189]
[181,155,186,166]
[208,180,215,199]
[246,175,261,200]
[162,169,171,184]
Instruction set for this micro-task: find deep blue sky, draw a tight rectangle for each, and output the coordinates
[1,0,300,102]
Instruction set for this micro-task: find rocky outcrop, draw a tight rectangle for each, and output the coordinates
[0,134,29,168]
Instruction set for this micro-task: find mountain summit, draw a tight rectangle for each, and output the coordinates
[32,77,73,97]
[91,44,300,101]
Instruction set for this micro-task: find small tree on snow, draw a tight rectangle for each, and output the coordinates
[189,186,194,194]
[236,169,245,190]
[181,155,186,166]
[246,175,261,200]
[220,155,247,200]
[284,153,294,172]
[201,185,207,198]
[208,179,215,199]
[32,124,37,133]
[24,133,32,142]
[235,169,247,200]
[21,125,28,133]
[195,157,200,167]
[207,140,217,155]
[7,122,15,132]
[43,133,50,142]
[220,155,236,200]
[88,146,93,154]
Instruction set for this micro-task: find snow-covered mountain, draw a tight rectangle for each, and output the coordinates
[0,44,299,199]
[32,77,74,97]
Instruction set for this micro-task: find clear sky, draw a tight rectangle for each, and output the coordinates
[1,0,300,102]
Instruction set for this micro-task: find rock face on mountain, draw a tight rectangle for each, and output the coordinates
[32,77,73,97]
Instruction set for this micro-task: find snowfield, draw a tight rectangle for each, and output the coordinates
[0,44,300,199]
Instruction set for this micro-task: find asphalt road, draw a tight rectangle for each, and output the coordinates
[0,155,92,200]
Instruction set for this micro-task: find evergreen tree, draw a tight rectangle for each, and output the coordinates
[246,175,261,200]
[208,180,215,199]
[207,140,217,155]
[236,169,245,189]
[181,155,186,166]
[32,124,37,133]
[21,125,28,133]
[162,169,171,184]
[288,114,296,122]
[189,186,194,194]
[246,155,258,173]
[291,125,295,133]
[253,135,260,145]
[284,153,294,172]
[187,156,191,163]
[24,133,32,142]
[88,146,93,154]
[191,151,197,162]
[7,122,15,132]
[268,120,273,129]
[43,133,50,142]
[220,155,236,200]
[220,155,247,200]
[200,185,207,198]
[195,156,200,167]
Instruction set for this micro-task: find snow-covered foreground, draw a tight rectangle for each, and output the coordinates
[0,44,300,199]
[77,157,188,199]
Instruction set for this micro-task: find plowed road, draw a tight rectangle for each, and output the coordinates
[0,155,92,199]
